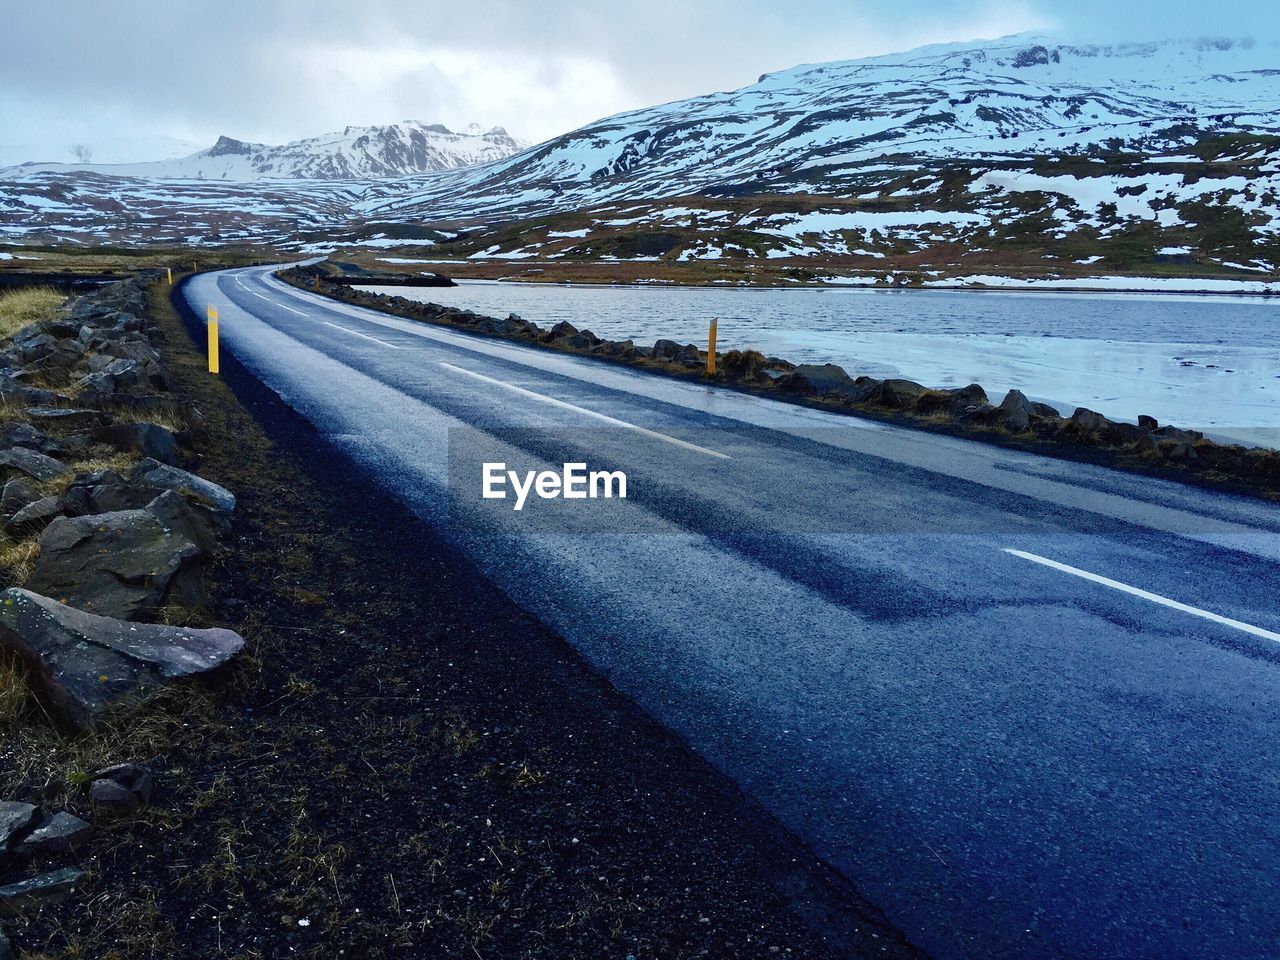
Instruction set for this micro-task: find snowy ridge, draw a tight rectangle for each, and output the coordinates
[1,121,528,181]
[1,32,1279,274]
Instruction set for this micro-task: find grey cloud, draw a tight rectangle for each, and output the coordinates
[1,0,1276,165]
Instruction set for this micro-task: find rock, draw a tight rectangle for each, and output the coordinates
[58,472,155,517]
[1110,422,1152,446]
[1137,414,1159,432]
[1,423,66,458]
[130,460,235,515]
[566,330,604,351]
[24,407,103,431]
[1,480,40,519]
[546,320,579,341]
[779,363,845,394]
[90,343,169,392]
[777,364,882,402]
[917,383,988,416]
[144,489,221,555]
[0,803,38,852]
[91,763,153,804]
[75,373,114,396]
[28,497,207,619]
[650,339,686,362]
[0,448,68,483]
[101,340,161,368]
[0,381,63,407]
[100,358,141,390]
[76,358,141,397]
[1058,407,1115,441]
[0,867,82,916]
[1166,441,1200,464]
[957,402,996,423]
[993,389,1034,432]
[594,339,641,361]
[0,588,244,731]
[1154,425,1204,444]
[878,379,930,409]
[5,497,62,536]
[89,779,140,816]
[12,812,91,858]
[93,422,184,467]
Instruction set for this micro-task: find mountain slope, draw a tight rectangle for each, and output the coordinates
[361,34,1280,220]
[1,33,1278,285]
[1,121,528,181]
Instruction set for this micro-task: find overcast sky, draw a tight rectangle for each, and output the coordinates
[2,0,1277,164]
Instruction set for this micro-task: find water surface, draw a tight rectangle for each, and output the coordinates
[360,281,1280,445]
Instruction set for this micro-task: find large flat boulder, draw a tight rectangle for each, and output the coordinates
[0,866,83,916]
[27,492,207,619]
[131,459,235,515]
[0,588,243,731]
[12,811,92,858]
[24,407,105,431]
[0,448,68,483]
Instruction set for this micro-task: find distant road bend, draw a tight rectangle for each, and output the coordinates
[187,265,1280,960]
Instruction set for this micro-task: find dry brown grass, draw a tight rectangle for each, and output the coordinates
[0,286,64,339]
[0,681,220,809]
[0,399,33,421]
[0,654,30,724]
[0,533,41,584]
[35,451,141,498]
[110,408,191,434]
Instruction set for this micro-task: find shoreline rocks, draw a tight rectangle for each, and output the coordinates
[281,266,1280,498]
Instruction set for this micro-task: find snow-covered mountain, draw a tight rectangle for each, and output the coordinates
[363,33,1280,221]
[1,121,528,181]
[1,33,1278,280]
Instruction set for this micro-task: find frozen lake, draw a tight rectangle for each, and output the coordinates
[359,281,1280,446]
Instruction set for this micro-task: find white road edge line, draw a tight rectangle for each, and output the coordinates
[1003,548,1280,644]
[438,361,731,460]
[321,321,402,349]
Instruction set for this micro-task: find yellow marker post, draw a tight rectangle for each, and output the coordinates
[706,317,718,376]
[166,267,173,286]
[206,305,220,374]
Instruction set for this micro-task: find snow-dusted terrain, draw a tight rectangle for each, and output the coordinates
[0,122,526,181]
[0,32,1277,282]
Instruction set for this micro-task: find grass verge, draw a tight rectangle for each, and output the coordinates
[0,286,64,339]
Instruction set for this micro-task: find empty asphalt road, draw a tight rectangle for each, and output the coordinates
[187,265,1280,960]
